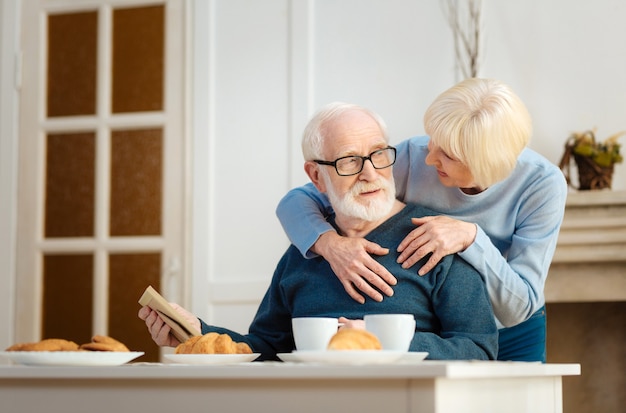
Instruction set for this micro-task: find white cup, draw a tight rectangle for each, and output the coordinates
[364,314,416,351]
[292,317,339,351]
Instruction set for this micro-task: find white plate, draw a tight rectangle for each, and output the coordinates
[0,351,144,366]
[277,350,406,365]
[397,352,429,363]
[164,353,261,365]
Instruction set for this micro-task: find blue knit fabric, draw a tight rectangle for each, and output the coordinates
[201,203,498,361]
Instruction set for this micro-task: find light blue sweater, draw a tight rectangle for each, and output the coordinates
[276,136,567,328]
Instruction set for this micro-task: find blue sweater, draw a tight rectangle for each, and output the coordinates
[201,203,498,361]
[276,136,567,328]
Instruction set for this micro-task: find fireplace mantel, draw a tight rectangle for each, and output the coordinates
[546,190,626,302]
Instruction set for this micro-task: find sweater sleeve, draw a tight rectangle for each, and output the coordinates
[199,252,297,361]
[275,182,336,258]
[198,319,287,361]
[459,169,567,327]
[198,319,289,362]
[391,139,412,200]
[408,256,498,360]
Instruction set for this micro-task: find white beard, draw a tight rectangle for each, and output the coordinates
[322,171,396,222]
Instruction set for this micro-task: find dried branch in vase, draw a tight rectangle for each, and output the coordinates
[442,0,482,79]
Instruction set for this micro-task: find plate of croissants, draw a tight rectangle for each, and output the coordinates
[1,335,144,366]
[163,332,260,365]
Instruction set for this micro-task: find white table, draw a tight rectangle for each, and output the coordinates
[0,360,580,413]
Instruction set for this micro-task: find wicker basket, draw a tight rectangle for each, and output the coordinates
[559,139,615,190]
[573,153,614,190]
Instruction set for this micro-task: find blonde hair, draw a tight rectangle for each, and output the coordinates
[424,78,532,188]
[302,102,389,161]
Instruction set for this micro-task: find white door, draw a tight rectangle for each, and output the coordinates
[16,0,186,362]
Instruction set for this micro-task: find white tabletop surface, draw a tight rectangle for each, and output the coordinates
[0,360,581,380]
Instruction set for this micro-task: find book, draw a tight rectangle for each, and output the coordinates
[138,285,201,343]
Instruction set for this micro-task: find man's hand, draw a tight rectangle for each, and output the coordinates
[338,316,365,330]
[314,231,396,304]
[138,303,201,347]
[396,216,477,275]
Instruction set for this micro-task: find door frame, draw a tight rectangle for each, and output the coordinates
[0,0,21,348]
[14,0,189,343]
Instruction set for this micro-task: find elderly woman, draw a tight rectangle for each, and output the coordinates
[276,78,567,362]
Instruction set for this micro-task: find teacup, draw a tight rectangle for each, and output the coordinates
[364,314,415,351]
[292,317,339,351]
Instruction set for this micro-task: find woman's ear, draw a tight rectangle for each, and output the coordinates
[304,161,327,193]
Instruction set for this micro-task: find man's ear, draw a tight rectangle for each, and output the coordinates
[304,161,327,193]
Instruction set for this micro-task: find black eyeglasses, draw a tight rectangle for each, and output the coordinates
[314,146,396,176]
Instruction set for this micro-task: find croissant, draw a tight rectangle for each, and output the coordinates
[6,335,131,352]
[5,338,79,352]
[175,332,252,354]
[80,335,130,352]
[327,328,382,350]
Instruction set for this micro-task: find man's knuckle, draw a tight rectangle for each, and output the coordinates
[353,278,371,291]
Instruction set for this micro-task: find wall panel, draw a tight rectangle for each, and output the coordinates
[198,0,451,332]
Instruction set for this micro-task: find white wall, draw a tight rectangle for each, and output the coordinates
[1,0,625,337]
[484,0,626,184]
[190,0,294,330]
[192,0,626,333]
[191,0,456,331]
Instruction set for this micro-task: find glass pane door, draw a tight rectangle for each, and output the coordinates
[17,0,185,362]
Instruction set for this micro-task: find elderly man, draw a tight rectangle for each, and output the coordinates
[139,102,498,360]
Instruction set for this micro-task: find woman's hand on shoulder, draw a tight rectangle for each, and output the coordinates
[314,231,396,304]
[396,215,477,275]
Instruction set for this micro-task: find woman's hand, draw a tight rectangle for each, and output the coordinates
[138,303,201,347]
[314,231,397,304]
[396,216,477,275]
